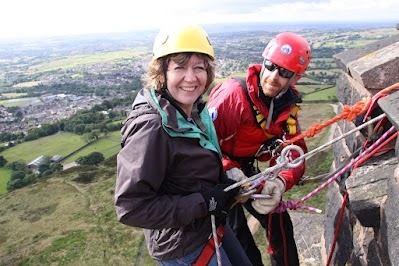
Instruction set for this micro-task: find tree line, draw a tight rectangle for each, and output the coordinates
[0,92,137,151]
[1,151,105,191]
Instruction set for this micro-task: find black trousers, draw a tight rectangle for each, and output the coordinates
[227,202,299,266]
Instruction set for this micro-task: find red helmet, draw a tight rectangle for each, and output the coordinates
[262,32,311,75]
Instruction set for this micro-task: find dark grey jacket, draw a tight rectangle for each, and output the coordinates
[115,88,223,260]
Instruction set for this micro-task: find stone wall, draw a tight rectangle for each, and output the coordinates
[324,25,399,265]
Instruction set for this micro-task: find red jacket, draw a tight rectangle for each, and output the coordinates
[207,64,307,190]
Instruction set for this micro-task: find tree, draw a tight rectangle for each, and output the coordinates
[0,156,7,167]
[10,170,26,181]
[50,163,63,172]
[7,160,27,172]
[76,152,104,166]
[14,110,24,120]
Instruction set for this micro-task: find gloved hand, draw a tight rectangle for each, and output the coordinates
[226,167,248,182]
[251,177,286,214]
[201,183,239,218]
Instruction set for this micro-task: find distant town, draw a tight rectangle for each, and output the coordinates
[1,21,398,141]
[0,94,100,133]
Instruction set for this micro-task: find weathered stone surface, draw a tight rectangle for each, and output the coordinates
[336,73,373,105]
[332,125,350,158]
[333,35,399,74]
[396,138,399,158]
[348,41,399,89]
[346,154,396,227]
[378,90,399,130]
[324,179,353,265]
[350,222,385,266]
[326,28,399,266]
[290,212,325,266]
[333,119,365,168]
[382,165,399,265]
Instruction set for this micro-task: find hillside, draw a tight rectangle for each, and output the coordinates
[0,157,156,266]
[0,102,335,266]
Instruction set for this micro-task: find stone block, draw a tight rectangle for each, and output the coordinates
[350,222,384,266]
[336,73,372,105]
[382,165,399,265]
[333,35,399,74]
[378,90,399,130]
[332,125,351,168]
[324,181,353,265]
[347,41,399,89]
[347,155,397,227]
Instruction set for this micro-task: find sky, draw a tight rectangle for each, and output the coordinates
[1,0,398,40]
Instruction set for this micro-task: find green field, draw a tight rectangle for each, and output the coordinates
[1,92,29,98]
[0,168,11,194]
[0,97,39,107]
[29,47,150,73]
[302,86,337,101]
[62,131,121,164]
[0,131,122,194]
[0,132,86,164]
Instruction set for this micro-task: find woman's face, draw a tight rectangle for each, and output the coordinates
[166,54,208,115]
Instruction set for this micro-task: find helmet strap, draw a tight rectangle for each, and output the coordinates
[275,74,296,99]
[265,98,274,130]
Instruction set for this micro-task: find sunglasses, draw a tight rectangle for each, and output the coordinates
[263,59,295,79]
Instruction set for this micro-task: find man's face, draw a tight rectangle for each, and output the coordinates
[260,59,300,97]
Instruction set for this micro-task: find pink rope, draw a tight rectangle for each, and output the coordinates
[274,200,322,213]
[275,126,397,213]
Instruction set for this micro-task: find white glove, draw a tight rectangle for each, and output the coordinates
[226,167,247,182]
[251,178,286,214]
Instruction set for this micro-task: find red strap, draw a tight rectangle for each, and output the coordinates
[193,225,225,266]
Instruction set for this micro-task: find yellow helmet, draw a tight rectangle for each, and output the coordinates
[152,24,214,61]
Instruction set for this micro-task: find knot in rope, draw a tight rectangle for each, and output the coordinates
[305,123,324,138]
[341,97,371,121]
[273,200,298,213]
[341,104,360,121]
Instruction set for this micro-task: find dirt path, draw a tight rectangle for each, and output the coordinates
[63,162,78,170]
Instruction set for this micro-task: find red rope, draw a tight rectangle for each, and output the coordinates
[279,212,289,266]
[266,212,289,266]
[267,214,275,255]
[354,131,398,168]
[326,130,398,265]
[326,191,349,266]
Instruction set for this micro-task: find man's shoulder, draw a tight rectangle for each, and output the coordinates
[210,78,247,98]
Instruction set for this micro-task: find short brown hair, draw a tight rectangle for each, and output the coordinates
[143,52,215,94]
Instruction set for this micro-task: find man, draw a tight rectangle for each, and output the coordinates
[207,32,311,265]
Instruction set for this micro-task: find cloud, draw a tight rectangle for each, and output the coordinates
[1,0,398,39]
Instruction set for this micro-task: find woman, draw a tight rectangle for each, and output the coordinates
[114,24,252,266]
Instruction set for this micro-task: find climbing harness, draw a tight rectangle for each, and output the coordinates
[233,77,301,135]
[194,215,224,266]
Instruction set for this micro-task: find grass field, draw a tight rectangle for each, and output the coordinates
[0,132,86,164]
[62,131,121,164]
[0,170,154,266]
[0,131,122,193]
[1,92,29,98]
[0,97,39,107]
[0,168,11,194]
[29,47,150,73]
[300,85,337,101]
